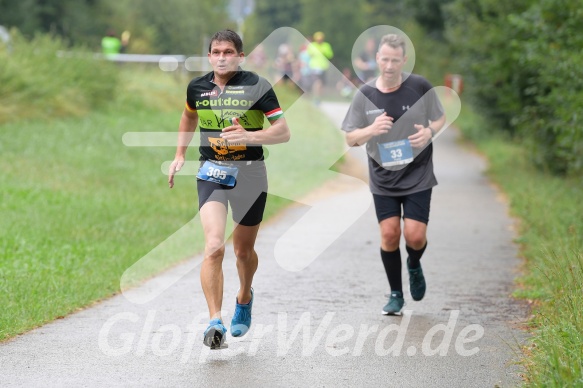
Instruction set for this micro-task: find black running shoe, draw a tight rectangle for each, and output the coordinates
[407,258,426,301]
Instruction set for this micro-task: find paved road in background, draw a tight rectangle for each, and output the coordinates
[0,102,528,387]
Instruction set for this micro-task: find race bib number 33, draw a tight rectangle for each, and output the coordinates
[377,139,414,167]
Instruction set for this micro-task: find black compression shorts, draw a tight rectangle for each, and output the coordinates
[197,161,268,226]
[372,188,432,224]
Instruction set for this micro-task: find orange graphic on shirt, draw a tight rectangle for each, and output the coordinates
[208,137,247,156]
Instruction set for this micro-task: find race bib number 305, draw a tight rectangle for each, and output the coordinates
[377,139,414,167]
[196,161,238,186]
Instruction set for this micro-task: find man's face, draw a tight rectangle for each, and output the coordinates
[208,40,244,77]
[376,44,407,84]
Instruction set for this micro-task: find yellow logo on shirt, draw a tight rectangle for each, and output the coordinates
[208,137,247,156]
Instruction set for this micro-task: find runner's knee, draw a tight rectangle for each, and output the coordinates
[403,229,426,249]
[381,224,401,248]
[205,238,225,260]
[234,246,255,262]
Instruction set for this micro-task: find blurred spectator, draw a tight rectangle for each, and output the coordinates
[353,37,377,83]
[336,68,357,99]
[297,42,312,93]
[307,31,333,104]
[120,30,131,53]
[0,25,10,50]
[101,29,122,58]
[273,43,296,85]
[246,43,268,75]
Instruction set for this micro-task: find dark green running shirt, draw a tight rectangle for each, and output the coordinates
[186,69,284,162]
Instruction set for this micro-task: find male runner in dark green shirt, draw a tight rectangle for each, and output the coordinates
[168,29,290,349]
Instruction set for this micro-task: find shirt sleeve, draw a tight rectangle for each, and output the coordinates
[185,81,197,112]
[421,78,444,121]
[254,78,284,122]
[324,43,334,59]
[341,89,367,132]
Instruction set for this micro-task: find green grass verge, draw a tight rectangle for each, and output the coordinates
[457,104,583,387]
[0,70,344,341]
[0,32,120,124]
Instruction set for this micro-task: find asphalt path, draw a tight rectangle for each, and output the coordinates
[0,102,528,387]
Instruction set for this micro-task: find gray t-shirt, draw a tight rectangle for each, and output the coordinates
[341,73,444,196]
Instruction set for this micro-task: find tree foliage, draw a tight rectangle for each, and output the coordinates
[0,0,230,54]
[244,0,303,49]
[0,0,107,45]
[445,0,583,175]
[138,0,231,55]
[404,0,453,40]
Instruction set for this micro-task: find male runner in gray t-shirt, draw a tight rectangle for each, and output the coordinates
[342,34,445,315]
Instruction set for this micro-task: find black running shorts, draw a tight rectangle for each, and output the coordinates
[197,161,268,226]
[372,188,432,224]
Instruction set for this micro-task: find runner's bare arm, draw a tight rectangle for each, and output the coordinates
[345,113,393,147]
[408,113,447,148]
[428,114,446,135]
[169,108,198,188]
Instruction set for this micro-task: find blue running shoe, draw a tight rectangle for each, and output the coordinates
[231,288,253,337]
[203,318,227,349]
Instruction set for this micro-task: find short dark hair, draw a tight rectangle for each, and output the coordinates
[208,29,243,54]
[379,34,406,56]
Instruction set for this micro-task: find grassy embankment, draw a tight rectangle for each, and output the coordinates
[457,105,583,387]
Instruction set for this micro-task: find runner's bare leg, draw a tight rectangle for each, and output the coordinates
[199,201,228,320]
[232,223,260,304]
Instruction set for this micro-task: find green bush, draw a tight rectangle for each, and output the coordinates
[509,1,583,175]
[445,0,583,176]
[0,30,119,123]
